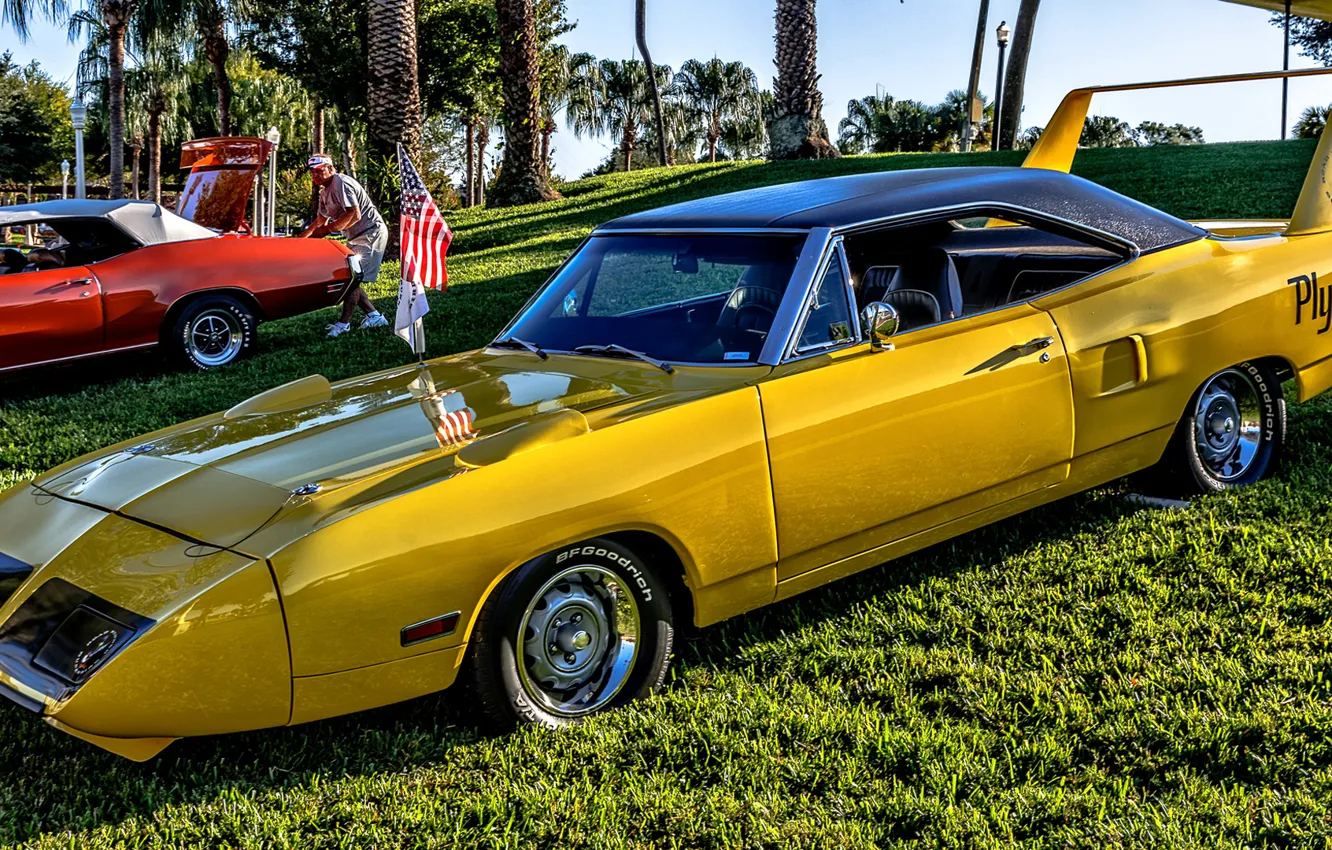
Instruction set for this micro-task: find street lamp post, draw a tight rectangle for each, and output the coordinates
[60,160,70,199]
[962,0,990,153]
[994,20,1011,150]
[70,101,87,199]
[265,126,281,237]
[1282,0,1292,140]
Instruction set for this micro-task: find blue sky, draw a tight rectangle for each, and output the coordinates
[3,0,1330,179]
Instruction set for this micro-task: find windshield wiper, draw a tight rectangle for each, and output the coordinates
[572,343,675,374]
[491,336,548,359]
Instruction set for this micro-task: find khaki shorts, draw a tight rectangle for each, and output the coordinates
[348,226,388,285]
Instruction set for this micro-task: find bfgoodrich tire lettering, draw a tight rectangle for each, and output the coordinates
[469,538,673,730]
[1153,360,1286,494]
[170,294,256,370]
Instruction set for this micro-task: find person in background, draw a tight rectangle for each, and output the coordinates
[299,154,390,337]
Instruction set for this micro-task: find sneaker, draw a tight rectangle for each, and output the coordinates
[360,312,389,329]
[326,322,351,337]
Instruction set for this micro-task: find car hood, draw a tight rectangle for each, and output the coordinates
[31,350,758,556]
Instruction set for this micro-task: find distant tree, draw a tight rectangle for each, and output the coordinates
[935,88,991,151]
[768,0,837,159]
[1135,121,1204,146]
[1015,124,1042,150]
[566,57,672,172]
[839,90,994,155]
[1271,13,1332,66]
[243,0,365,129]
[998,0,1040,150]
[837,94,891,156]
[0,53,73,182]
[1294,105,1330,139]
[717,89,770,160]
[126,33,190,202]
[1080,115,1136,148]
[538,42,572,177]
[673,58,760,163]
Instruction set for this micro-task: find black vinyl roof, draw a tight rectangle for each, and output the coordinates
[598,167,1205,253]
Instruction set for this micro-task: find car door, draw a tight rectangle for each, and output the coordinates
[0,265,104,371]
[759,240,1075,581]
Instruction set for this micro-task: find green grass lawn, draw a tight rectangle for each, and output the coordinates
[3,141,1332,848]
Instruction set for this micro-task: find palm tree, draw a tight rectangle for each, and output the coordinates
[67,0,137,199]
[673,58,760,163]
[837,94,891,156]
[538,43,575,178]
[127,29,190,202]
[717,90,769,160]
[998,0,1040,150]
[136,0,237,136]
[935,89,991,151]
[1015,125,1043,151]
[566,57,672,173]
[195,0,231,135]
[768,0,836,159]
[366,0,422,164]
[490,0,558,206]
[1295,105,1330,140]
[635,0,667,168]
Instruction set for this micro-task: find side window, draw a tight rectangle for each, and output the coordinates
[794,250,854,353]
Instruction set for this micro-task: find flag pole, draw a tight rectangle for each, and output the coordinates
[397,142,426,368]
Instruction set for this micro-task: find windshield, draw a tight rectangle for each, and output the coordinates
[502,233,806,365]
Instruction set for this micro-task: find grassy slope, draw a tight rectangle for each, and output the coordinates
[2,140,1331,848]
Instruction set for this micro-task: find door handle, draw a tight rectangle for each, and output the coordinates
[62,278,94,287]
[1012,336,1055,355]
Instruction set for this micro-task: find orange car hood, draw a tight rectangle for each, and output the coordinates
[29,350,708,554]
[175,137,272,232]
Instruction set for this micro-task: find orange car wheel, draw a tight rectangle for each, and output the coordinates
[170,294,256,370]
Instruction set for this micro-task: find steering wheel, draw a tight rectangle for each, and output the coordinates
[718,286,781,330]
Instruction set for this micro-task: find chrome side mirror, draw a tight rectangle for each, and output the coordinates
[860,301,899,348]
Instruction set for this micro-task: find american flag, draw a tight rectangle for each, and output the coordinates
[432,407,476,448]
[409,374,477,449]
[399,145,452,290]
[394,144,452,355]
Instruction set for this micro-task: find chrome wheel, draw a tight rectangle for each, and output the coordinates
[1193,368,1263,482]
[516,564,640,717]
[187,308,244,367]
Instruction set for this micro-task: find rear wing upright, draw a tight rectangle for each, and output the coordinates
[1023,68,1332,236]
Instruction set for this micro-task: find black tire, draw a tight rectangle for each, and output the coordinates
[169,294,257,370]
[1149,360,1286,495]
[469,538,674,731]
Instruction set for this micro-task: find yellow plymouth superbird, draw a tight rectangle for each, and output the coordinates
[4,70,1332,760]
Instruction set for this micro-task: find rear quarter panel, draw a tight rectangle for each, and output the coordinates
[94,236,353,348]
[1034,233,1332,460]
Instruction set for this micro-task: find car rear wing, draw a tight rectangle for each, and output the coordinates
[1023,68,1332,236]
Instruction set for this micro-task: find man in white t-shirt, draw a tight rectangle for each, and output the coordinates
[300,154,390,337]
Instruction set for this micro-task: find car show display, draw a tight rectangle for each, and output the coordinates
[0,138,359,373]
[2,70,1332,761]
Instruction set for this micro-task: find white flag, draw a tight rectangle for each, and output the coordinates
[395,277,428,355]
